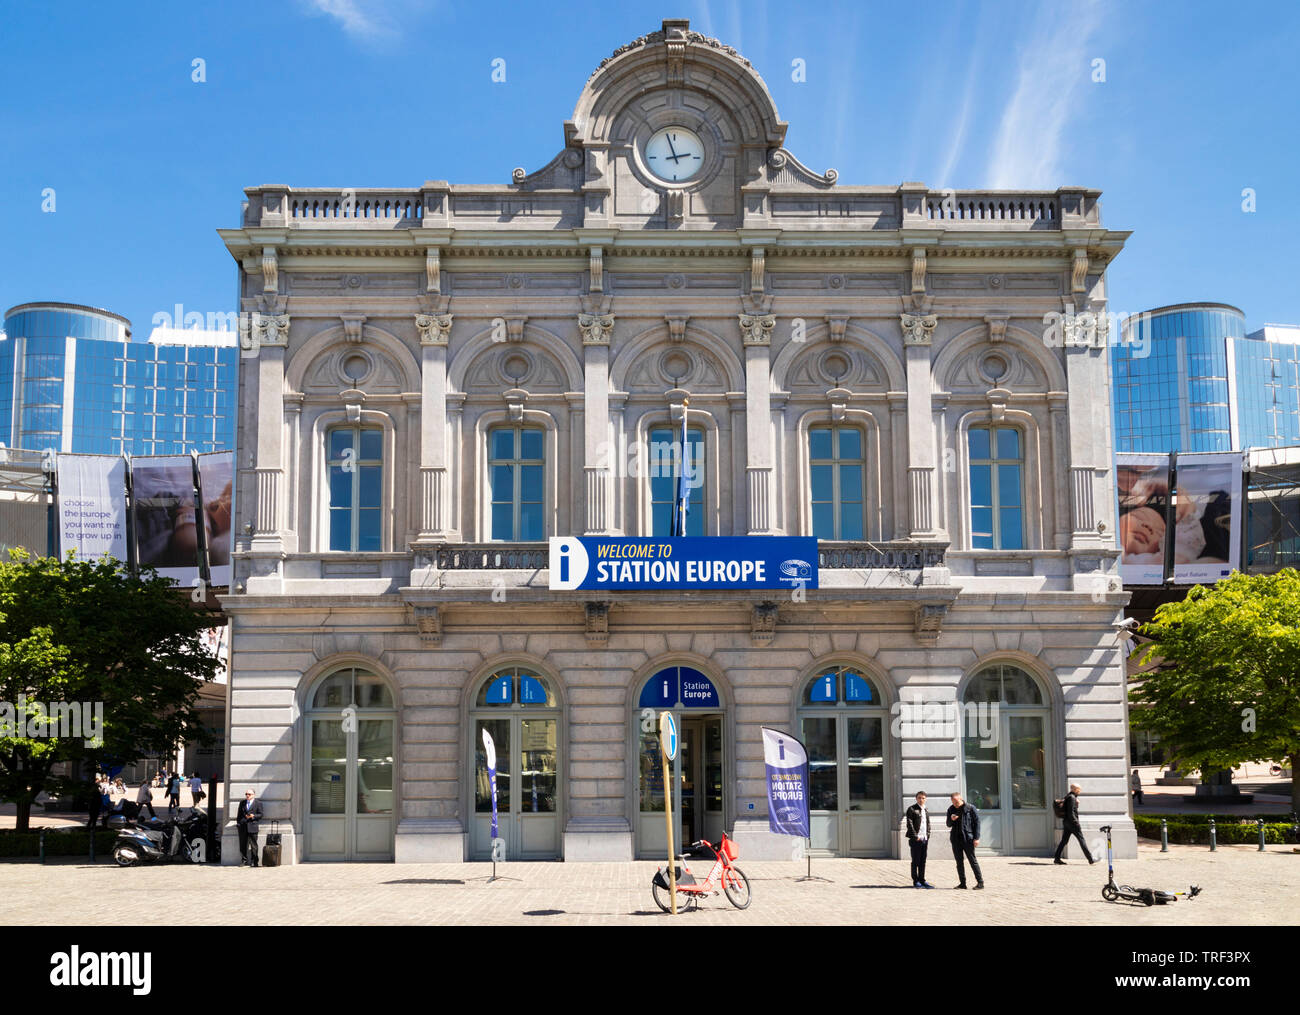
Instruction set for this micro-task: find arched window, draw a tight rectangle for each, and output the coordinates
[305,666,395,861]
[797,666,889,856]
[809,424,865,540]
[488,426,545,541]
[960,663,1051,854]
[327,426,383,551]
[469,667,560,859]
[969,425,1024,549]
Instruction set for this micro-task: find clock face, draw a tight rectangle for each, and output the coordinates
[644,126,705,182]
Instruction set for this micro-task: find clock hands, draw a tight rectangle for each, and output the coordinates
[665,133,685,164]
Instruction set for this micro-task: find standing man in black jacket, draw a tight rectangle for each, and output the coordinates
[1053,782,1096,864]
[905,791,936,888]
[236,789,265,867]
[947,792,984,890]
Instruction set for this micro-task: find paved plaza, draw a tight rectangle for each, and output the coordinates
[5,841,1296,926]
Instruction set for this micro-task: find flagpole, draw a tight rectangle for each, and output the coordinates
[676,396,689,537]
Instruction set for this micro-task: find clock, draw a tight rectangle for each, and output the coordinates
[644,126,705,183]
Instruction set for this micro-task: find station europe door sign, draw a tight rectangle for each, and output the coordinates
[638,667,720,709]
[548,537,818,591]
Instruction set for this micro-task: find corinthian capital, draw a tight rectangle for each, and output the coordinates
[738,313,776,346]
[578,312,615,345]
[415,313,453,345]
[900,312,937,346]
[240,312,290,356]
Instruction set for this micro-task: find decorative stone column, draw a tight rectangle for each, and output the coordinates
[739,311,776,534]
[414,313,453,540]
[901,312,938,538]
[579,312,615,534]
[247,312,289,546]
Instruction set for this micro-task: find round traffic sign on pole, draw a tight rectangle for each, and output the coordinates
[659,711,678,761]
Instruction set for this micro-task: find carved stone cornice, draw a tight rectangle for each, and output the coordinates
[900,312,937,346]
[415,313,453,345]
[738,312,776,346]
[578,312,615,346]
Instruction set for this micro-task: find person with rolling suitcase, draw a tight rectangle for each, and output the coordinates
[236,789,264,867]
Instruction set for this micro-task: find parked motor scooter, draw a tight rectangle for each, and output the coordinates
[111,808,209,866]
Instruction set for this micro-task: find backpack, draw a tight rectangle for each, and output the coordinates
[1052,797,1066,818]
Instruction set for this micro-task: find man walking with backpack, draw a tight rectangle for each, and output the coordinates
[1053,782,1096,864]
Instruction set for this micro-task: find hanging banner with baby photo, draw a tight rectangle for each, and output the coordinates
[1170,452,1242,584]
[1116,453,1172,585]
[130,455,202,585]
[197,452,234,586]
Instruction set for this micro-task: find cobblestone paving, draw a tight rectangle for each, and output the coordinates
[4,842,1297,926]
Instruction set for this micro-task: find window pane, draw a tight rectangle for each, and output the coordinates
[358,509,381,551]
[811,464,833,503]
[475,719,510,812]
[970,464,992,506]
[1001,666,1043,705]
[809,428,833,460]
[520,502,543,541]
[521,465,543,502]
[969,427,990,460]
[312,672,353,709]
[999,508,1023,549]
[640,731,665,812]
[359,466,382,508]
[491,503,514,540]
[356,720,393,815]
[491,465,514,502]
[840,465,863,502]
[520,429,543,460]
[328,465,352,507]
[997,428,1021,460]
[355,674,393,708]
[838,427,861,460]
[359,429,383,461]
[329,429,352,459]
[963,738,1000,810]
[802,717,838,812]
[651,501,672,538]
[840,504,863,540]
[310,720,347,815]
[329,509,351,551]
[971,507,994,549]
[490,429,515,460]
[812,502,834,540]
[997,465,1021,506]
[847,718,884,810]
[520,718,556,813]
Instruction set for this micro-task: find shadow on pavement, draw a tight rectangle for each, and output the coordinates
[382,878,465,886]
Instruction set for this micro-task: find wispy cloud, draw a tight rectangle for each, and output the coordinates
[986,1,1105,188]
[298,0,436,44]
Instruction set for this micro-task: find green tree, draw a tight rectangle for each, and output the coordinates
[0,554,219,830]
[1132,569,1300,812]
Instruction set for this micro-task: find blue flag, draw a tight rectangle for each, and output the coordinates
[482,728,499,840]
[761,727,810,838]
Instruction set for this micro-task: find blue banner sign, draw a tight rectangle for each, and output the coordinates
[762,727,810,838]
[482,728,499,840]
[548,537,818,591]
[638,667,720,709]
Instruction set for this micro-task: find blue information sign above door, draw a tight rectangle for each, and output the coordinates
[548,537,818,591]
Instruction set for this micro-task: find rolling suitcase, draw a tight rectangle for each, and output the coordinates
[261,821,282,868]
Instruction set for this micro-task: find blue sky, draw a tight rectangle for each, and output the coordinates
[2,0,1297,335]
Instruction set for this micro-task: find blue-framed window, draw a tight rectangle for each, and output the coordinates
[649,426,704,536]
[327,426,383,551]
[969,426,1023,550]
[809,424,865,540]
[489,426,544,541]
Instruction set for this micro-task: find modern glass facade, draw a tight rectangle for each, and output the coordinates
[1112,304,1300,453]
[1,303,237,455]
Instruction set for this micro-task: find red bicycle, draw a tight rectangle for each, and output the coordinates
[651,831,752,911]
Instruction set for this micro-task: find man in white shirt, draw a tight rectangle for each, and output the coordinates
[905,791,936,889]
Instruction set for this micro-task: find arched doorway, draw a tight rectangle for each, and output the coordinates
[634,666,725,859]
[797,665,890,856]
[960,662,1053,854]
[469,667,561,860]
[305,666,396,861]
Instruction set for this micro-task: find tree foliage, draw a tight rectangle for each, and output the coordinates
[0,553,220,830]
[1131,569,1300,811]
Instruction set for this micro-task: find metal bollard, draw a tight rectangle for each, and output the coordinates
[1258,818,1266,851]
[1160,818,1168,852]
[39,828,46,865]
[1209,817,1217,852]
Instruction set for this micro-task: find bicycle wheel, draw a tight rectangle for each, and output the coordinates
[651,879,672,913]
[723,865,752,909]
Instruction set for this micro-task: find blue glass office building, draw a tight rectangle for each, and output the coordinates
[1113,303,1300,453]
[1,302,237,455]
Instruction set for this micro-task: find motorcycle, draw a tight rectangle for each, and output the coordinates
[111,808,209,866]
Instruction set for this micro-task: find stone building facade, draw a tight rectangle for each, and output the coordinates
[218,19,1136,864]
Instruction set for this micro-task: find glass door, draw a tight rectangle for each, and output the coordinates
[308,717,394,860]
[473,715,560,860]
[637,713,725,857]
[1007,715,1050,852]
[309,718,348,858]
[803,714,887,856]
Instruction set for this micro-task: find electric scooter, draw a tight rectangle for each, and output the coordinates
[1099,824,1201,906]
